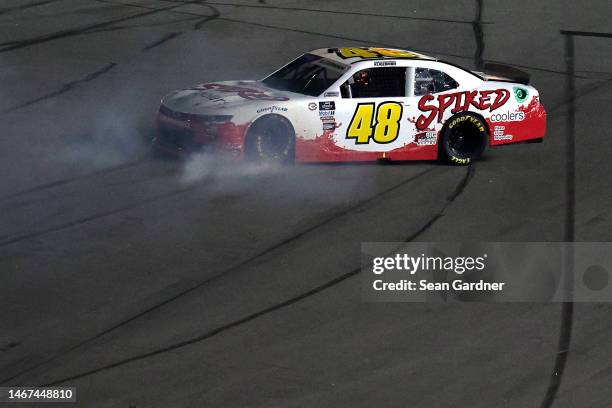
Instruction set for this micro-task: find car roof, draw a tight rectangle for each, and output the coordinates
[309,47,437,64]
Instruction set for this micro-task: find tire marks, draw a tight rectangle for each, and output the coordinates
[0,0,203,53]
[0,1,220,115]
[202,1,490,25]
[140,2,220,50]
[29,165,475,388]
[142,31,183,51]
[0,0,59,16]
[193,4,219,29]
[2,63,116,113]
[93,0,592,79]
[0,183,196,248]
[0,0,220,201]
[83,15,206,36]
[90,0,473,62]
[3,166,436,385]
[0,159,147,203]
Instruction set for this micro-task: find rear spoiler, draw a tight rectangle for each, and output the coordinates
[476,63,531,85]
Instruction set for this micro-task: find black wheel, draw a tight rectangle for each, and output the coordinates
[245,114,295,164]
[439,112,488,165]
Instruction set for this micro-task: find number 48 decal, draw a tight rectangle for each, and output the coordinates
[347,102,403,144]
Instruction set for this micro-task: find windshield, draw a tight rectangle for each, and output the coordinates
[262,53,349,96]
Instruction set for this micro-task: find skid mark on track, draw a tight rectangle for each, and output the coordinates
[92,0,596,79]
[0,184,196,248]
[2,63,117,113]
[2,166,435,385]
[142,31,183,51]
[0,341,20,352]
[0,0,60,16]
[0,1,221,197]
[0,0,203,53]
[0,2,219,113]
[44,266,366,386]
[83,15,205,36]
[202,1,490,25]
[27,165,474,387]
[193,4,220,29]
[0,159,147,203]
[91,0,472,61]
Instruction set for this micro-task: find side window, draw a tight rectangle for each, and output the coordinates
[414,68,458,96]
[342,67,406,98]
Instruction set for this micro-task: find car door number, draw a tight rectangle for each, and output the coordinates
[346,102,403,144]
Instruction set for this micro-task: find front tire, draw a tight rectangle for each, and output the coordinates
[245,114,295,164]
[438,112,488,165]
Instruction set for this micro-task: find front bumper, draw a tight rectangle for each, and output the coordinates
[153,106,246,157]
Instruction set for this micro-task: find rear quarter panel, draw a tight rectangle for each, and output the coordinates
[479,82,547,145]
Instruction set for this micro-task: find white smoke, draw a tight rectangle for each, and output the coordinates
[55,109,148,169]
[180,152,282,185]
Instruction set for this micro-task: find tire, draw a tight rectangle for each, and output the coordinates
[245,114,295,164]
[438,112,488,165]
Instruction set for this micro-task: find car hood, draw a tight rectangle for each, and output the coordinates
[161,80,301,115]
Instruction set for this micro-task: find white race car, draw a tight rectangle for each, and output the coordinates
[154,47,546,165]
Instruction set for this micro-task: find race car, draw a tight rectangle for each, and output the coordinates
[153,47,546,165]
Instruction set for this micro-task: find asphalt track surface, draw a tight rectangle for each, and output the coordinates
[1,1,611,407]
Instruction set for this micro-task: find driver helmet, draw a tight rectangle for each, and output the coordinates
[354,70,370,86]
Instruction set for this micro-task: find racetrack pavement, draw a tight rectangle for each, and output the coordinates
[0,0,611,406]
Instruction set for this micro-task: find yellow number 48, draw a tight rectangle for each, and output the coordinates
[347,102,403,144]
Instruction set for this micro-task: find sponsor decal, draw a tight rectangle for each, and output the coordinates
[319,101,336,111]
[308,102,317,111]
[256,106,288,114]
[416,89,510,131]
[196,83,289,101]
[323,122,336,131]
[448,115,485,132]
[493,125,513,141]
[513,86,529,103]
[320,115,335,121]
[374,60,397,67]
[490,111,525,122]
[324,91,339,97]
[320,110,335,117]
[416,131,437,146]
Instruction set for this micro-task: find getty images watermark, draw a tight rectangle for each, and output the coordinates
[361,242,612,302]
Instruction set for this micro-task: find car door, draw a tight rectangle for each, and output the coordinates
[333,65,411,153]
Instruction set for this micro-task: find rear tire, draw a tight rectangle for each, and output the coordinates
[439,112,488,165]
[245,114,295,164]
